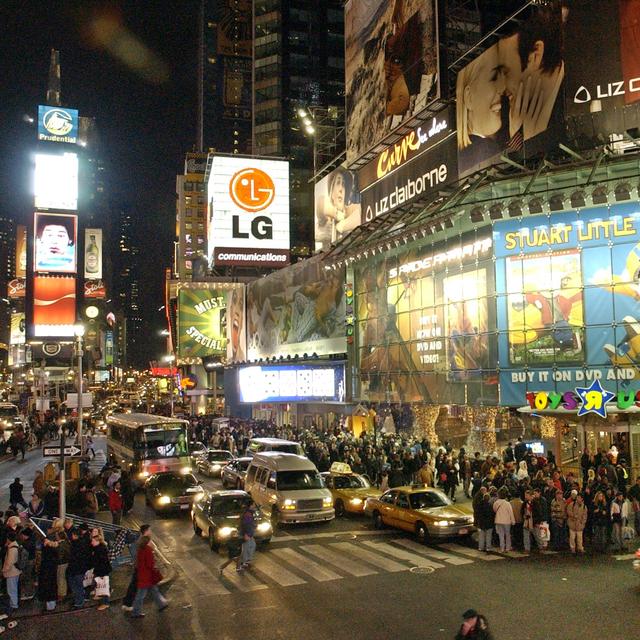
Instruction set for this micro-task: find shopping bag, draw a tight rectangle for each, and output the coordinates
[82,569,94,588]
[94,575,110,597]
[537,522,550,543]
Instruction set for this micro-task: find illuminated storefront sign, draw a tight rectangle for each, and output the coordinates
[238,364,345,403]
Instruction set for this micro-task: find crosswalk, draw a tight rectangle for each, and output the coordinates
[172,537,504,596]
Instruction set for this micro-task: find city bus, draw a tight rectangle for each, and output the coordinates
[106,413,191,486]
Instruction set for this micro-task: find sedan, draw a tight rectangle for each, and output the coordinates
[189,441,208,463]
[192,490,273,551]
[144,471,204,515]
[196,449,235,477]
[221,457,252,489]
[364,486,475,543]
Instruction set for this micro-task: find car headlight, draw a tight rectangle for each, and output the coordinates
[158,495,171,505]
[193,492,205,502]
[256,522,272,534]
[217,526,236,539]
[211,464,221,472]
[282,498,296,511]
[181,466,192,474]
[434,520,453,527]
[323,496,333,508]
[139,471,150,479]
[350,498,363,506]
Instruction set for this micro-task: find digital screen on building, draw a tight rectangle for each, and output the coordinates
[34,152,78,210]
[32,276,76,337]
[34,212,77,274]
[37,105,79,143]
[238,364,346,403]
[177,287,227,358]
[345,0,440,164]
[207,156,290,268]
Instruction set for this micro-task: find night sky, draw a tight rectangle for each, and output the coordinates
[0,0,200,365]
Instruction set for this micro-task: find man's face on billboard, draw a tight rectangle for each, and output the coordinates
[40,224,70,255]
[330,173,346,210]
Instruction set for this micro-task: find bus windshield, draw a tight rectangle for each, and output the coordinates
[0,406,18,418]
[139,427,189,459]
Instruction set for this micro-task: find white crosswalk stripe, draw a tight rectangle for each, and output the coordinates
[220,562,268,592]
[251,552,307,586]
[330,542,408,573]
[179,557,231,595]
[361,540,445,569]
[270,547,343,582]
[300,544,378,577]
[392,539,474,565]
[437,542,505,561]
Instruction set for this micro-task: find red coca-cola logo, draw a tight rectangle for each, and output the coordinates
[8,278,25,298]
[84,280,106,298]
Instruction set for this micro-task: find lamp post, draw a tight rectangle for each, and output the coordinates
[74,324,85,455]
[163,355,175,417]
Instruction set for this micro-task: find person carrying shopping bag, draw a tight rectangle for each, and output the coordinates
[90,531,112,611]
[131,531,169,618]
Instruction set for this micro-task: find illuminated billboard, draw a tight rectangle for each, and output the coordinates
[246,257,346,360]
[177,287,227,358]
[10,313,25,346]
[345,0,440,164]
[34,152,78,210]
[84,228,103,279]
[455,2,565,178]
[34,212,77,274]
[226,286,246,364]
[314,166,362,253]
[15,225,26,277]
[37,105,79,144]
[8,278,25,299]
[33,276,76,337]
[207,156,290,268]
[238,364,346,403]
[84,280,106,299]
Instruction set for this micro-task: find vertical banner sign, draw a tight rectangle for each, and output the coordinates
[226,286,246,364]
[15,225,26,277]
[84,228,103,279]
[105,331,114,366]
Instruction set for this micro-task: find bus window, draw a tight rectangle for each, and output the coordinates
[141,428,189,459]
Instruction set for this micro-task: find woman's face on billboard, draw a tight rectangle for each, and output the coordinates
[465,46,505,138]
[330,173,346,210]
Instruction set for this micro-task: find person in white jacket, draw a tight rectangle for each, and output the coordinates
[493,489,516,552]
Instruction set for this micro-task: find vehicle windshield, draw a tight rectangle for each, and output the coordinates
[0,407,18,418]
[210,496,251,516]
[333,475,370,489]
[155,473,199,492]
[275,444,304,455]
[140,427,189,459]
[409,491,452,509]
[208,451,233,463]
[238,460,251,471]
[277,470,323,491]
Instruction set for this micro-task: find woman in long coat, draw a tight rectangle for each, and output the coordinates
[37,534,59,611]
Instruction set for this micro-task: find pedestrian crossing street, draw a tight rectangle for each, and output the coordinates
[173,536,508,596]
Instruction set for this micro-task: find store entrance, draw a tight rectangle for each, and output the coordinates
[578,421,639,480]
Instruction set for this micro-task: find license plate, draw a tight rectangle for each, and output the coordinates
[180,504,190,510]
[458,528,469,535]
[306,514,318,521]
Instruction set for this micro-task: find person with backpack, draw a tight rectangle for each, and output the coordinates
[2,532,22,614]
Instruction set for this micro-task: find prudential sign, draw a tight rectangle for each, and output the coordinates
[38,105,79,144]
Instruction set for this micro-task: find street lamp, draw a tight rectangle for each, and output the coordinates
[74,324,85,455]
[163,354,175,417]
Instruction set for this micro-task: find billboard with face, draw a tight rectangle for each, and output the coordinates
[455,2,565,178]
[34,152,78,210]
[34,212,77,274]
[314,166,362,253]
[226,286,246,364]
[10,313,25,346]
[246,257,346,360]
[32,276,76,337]
[345,0,439,164]
[177,287,227,358]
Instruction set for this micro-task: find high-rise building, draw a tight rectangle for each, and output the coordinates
[253,0,345,258]
[201,0,253,154]
[0,215,15,364]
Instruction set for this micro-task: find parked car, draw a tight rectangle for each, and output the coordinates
[320,462,382,517]
[191,489,273,551]
[195,449,235,477]
[144,471,204,515]
[364,486,475,543]
[221,456,252,489]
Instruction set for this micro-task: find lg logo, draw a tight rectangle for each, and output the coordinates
[229,167,275,240]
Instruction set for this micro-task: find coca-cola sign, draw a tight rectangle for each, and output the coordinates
[84,279,106,299]
[8,278,25,298]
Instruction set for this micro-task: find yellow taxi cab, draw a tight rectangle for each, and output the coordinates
[364,485,475,543]
[321,462,382,517]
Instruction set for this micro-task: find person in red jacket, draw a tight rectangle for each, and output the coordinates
[130,532,168,618]
[108,481,123,525]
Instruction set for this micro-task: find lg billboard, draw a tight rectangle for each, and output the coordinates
[207,156,290,268]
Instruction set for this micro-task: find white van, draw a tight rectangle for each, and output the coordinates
[0,403,26,442]
[245,437,304,458]
[245,452,334,524]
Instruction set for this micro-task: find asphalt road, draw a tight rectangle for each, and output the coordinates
[3,439,640,640]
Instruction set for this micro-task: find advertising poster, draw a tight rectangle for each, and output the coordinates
[32,276,76,337]
[246,257,346,360]
[84,280,106,299]
[345,0,439,164]
[34,212,77,274]
[564,0,640,141]
[15,225,26,277]
[10,313,25,346]
[37,105,79,143]
[355,232,496,404]
[207,157,290,268]
[105,331,114,366]
[493,202,640,405]
[7,278,25,299]
[314,165,361,253]
[455,2,565,177]
[177,287,227,358]
[226,286,246,364]
[84,228,103,279]
[34,152,79,210]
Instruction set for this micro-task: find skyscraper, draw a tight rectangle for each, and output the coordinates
[0,215,15,365]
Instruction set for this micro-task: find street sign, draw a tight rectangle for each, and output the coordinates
[43,445,81,458]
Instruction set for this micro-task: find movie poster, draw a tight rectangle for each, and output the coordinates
[226,286,246,364]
